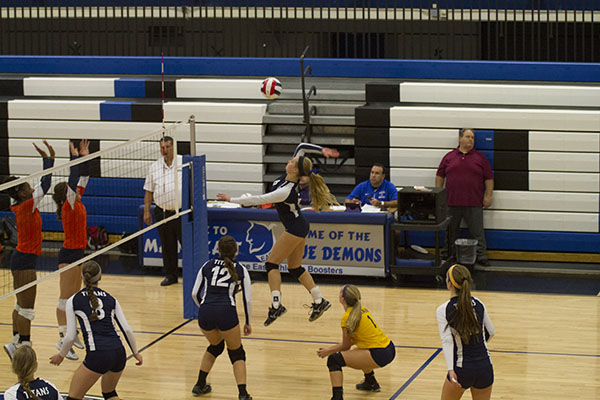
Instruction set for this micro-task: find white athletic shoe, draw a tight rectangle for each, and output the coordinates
[56,340,79,361]
[73,332,85,349]
[3,342,16,361]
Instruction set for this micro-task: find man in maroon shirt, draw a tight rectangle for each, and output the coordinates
[435,128,494,266]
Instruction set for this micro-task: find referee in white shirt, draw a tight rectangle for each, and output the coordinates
[143,136,183,286]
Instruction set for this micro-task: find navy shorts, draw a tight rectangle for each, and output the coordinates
[283,216,310,238]
[10,250,38,271]
[84,346,127,374]
[450,360,494,389]
[369,341,396,368]
[58,247,85,265]
[198,305,239,331]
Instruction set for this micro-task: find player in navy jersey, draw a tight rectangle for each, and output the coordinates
[191,235,253,399]
[49,261,143,400]
[217,143,339,326]
[436,264,495,400]
[5,346,63,400]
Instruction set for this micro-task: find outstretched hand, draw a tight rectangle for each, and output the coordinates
[33,140,55,159]
[133,353,143,366]
[69,140,79,157]
[79,139,90,156]
[49,353,64,366]
[322,147,339,159]
[217,193,231,202]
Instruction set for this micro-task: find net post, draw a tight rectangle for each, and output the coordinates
[189,115,196,157]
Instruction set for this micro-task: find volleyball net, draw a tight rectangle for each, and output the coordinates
[0,121,208,302]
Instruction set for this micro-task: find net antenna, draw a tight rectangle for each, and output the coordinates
[161,52,166,138]
[0,122,194,301]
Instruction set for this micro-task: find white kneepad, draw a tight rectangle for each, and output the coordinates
[15,304,35,321]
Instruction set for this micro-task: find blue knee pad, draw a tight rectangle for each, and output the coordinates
[265,262,279,273]
[288,266,306,279]
[327,352,346,372]
[228,345,246,364]
[207,340,225,358]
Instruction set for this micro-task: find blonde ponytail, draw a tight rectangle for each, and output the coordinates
[341,285,365,335]
[12,346,42,400]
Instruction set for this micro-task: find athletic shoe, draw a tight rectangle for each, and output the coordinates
[355,380,381,392]
[239,394,253,400]
[3,342,16,361]
[192,384,212,396]
[308,298,331,322]
[263,305,287,326]
[56,340,79,361]
[73,332,85,349]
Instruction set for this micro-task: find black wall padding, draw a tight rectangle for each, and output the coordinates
[131,103,163,122]
[0,121,7,177]
[177,141,190,155]
[354,147,389,168]
[145,80,176,99]
[70,139,101,177]
[355,127,389,148]
[0,156,9,181]
[355,106,390,127]
[354,166,372,185]
[493,151,528,171]
[494,130,528,151]
[365,83,400,104]
[0,120,7,139]
[494,171,529,190]
[0,79,23,96]
[0,101,7,120]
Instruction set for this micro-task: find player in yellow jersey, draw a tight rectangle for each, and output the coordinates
[317,285,395,400]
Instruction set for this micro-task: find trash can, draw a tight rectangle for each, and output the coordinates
[455,238,478,265]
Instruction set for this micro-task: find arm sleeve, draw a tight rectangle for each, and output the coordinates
[114,299,139,354]
[32,157,55,210]
[436,154,448,178]
[3,384,18,400]
[388,182,398,201]
[293,142,324,157]
[143,162,155,193]
[65,156,80,208]
[436,304,455,371]
[230,184,293,206]
[483,306,495,341]
[240,265,252,325]
[77,157,90,194]
[59,297,78,358]
[191,261,210,308]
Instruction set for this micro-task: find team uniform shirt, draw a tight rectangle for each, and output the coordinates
[4,378,63,400]
[62,156,89,250]
[228,143,325,236]
[345,180,398,206]
[10,157,54,255]
[341,306,391,349]
[60,288,138,358]
[436,296,495,370]
[436,148,493,207]
[144,154,183,211]
[192,257,252,325]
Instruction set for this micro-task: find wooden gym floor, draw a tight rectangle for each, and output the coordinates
[1,274,599,399]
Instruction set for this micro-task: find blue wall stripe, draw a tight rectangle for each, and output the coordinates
[100,101,132,121]
[474,129,494,150]
[1,56,599,82]
[115,78,147,97]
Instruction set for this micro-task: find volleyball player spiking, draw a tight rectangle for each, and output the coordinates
[50,261,143,400]
[3,140,55,360]
[217,143,339,326]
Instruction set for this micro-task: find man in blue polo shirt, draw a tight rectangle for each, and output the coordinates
[345,163,398,208]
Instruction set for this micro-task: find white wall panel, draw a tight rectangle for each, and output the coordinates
[390,106,600,132]
[9,157,70,176]
[193,124,263,143]
[8,100,102,121]
[483,210,598,233]
[400,82,600,107]
[8,139,71,158]
[206,163,264,182]
[176,79,265,100]
[100,159,153,179]
[529,131,600,152]
[492,190,599,213]
[389,128,458,148]
[207,182,264,199]
[529,172,599,193]
[389,168,438,187]
[164,102,267,124]
[529,152,599,172]
[23,77,115,97]
[389,148,449,168]
[194,143,263,163]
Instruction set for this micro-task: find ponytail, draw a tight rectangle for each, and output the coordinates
[341,285,364,335]
[298,156,338,211]
[12,346,42,400]
[448,264,481,344]
[52,181,67,220]
[218,235,238,283]
[81,261,102,322]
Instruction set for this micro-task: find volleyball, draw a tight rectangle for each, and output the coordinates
[261,77,282,99]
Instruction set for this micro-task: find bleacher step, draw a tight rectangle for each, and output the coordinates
[475,265,600,278]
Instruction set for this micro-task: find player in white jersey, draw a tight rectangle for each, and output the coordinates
[5,346,63,400]
[191,235,252,399]
[49,261,143,400]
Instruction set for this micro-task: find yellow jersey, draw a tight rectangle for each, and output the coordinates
[341,306,390,349]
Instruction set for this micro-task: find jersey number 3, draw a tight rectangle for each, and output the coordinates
[210,266,231,287]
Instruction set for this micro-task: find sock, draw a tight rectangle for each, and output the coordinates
[196,370,208,387]
[364,371,376,384]
[271,290,281,309]
[12,330,18,337]
[59,325,67,338]
[19,335,31,343]
[310,286,323,304]
[332,386,343,400]
[11,333,19,344]
[238,384,248,396]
